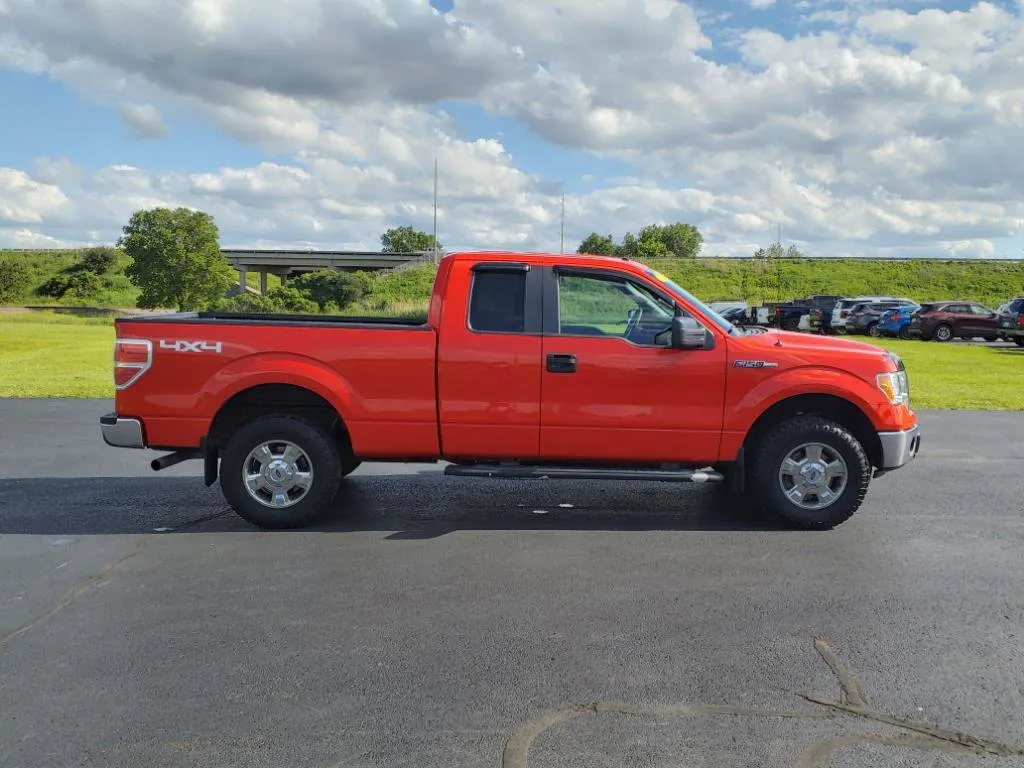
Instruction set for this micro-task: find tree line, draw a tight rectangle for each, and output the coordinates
[0,203,799,311]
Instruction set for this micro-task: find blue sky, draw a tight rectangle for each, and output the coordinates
[0,0,1022,258]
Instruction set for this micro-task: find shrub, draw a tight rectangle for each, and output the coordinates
[0,258,33,302]
[79,246,119,275]
[36,269,104,300]
[290,270,369,310]
[212,287,319,314]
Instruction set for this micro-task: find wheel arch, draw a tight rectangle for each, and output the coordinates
[743,393,882,470]
[205,383,354,485]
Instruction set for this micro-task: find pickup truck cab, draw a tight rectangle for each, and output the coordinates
[101,251,920,530]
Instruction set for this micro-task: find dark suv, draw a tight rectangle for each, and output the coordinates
[997,297,1024,346]
[907,301,1000,342]
[846,300,917,336]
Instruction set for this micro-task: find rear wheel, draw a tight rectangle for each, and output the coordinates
[898,326,912,340]
[220,414,345,529]
[749,416,871,530]
[867,322,880,337]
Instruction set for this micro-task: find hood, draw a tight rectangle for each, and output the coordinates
[731,328,895,371]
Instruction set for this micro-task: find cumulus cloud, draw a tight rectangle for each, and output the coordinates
[0,0,1022,257]
[0,169,69,223]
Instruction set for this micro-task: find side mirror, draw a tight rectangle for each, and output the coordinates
[671,315,710,350]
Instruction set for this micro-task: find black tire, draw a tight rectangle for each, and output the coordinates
[933,323,953,342]
[1015,338,1024,347]
[898,326,912,340]
[984,335,998,343]
[220,414,344,530]
[867,322,880,338]
[749,416,871,530]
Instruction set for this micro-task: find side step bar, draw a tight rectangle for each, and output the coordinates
[444,464,723,483]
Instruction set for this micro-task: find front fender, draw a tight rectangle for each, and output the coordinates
[726,365,901,435]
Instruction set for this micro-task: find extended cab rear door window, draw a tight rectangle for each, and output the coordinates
[467,264,542,334]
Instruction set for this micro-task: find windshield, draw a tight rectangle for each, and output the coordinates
[642,267,738,335]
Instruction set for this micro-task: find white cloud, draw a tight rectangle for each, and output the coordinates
[0,169,69,223]
[0,1,1022,257]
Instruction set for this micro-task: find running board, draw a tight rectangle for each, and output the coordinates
[444,465,723,483]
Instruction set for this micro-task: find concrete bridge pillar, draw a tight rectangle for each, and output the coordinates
[238,268,248,290]
[260,271,268,294]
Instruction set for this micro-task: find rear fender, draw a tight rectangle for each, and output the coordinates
[200,353,359,425]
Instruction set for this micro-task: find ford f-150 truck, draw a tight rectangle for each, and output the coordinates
[100,251,920,530]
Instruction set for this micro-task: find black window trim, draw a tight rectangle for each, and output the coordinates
[466,261,543,336]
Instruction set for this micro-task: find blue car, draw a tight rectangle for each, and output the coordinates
[877,305,919,339]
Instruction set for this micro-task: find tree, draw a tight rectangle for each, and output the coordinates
[753,242,805,259]
[380,226,441,253]
[576,233,617,256]
[80,246,119,275]
[620,223,702,259]
[120,207,234,311]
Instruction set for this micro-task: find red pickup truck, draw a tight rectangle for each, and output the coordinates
[101,251,920,530]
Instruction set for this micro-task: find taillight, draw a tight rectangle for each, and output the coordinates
[841,310,849,317]
[114,338,152,389]
[1017,315,1024,328]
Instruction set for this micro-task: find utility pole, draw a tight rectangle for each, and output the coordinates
[560,193,565,253]
[432,158,439,264]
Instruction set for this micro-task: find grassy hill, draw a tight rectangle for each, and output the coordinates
[3,249,1024,313]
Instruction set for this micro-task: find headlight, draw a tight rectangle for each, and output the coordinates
[876,370,910,406]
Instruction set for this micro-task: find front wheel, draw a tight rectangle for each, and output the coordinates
[868,322,881,338]
[750,416,871,530]
[933,324,953,342]
[220,415,345,529]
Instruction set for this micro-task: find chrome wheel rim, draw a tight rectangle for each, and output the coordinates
[243,440,314,509]
[778,442,848,511]
[935,326,952,341]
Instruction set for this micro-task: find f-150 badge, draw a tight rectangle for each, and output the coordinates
[159,339,223,353]
[734,360,778,368]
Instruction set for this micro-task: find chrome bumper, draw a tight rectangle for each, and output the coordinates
[877,424,921,470]
[100,413,145,449]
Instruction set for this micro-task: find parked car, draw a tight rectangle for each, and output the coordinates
[847,300,919,336]
[100,250,920,531]
[830,296,916,335]
[996,297,1024,346]
[772,295,843,332]
[906,301,1001,342]
[877,306,919,339]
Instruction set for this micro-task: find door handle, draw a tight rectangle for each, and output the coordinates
[546,353,577,373]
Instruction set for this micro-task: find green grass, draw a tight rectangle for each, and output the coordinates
[2,311,1021,408]
[0,312,115,397]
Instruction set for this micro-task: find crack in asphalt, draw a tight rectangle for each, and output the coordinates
[0,535,151,648]
[501,635,1024,768]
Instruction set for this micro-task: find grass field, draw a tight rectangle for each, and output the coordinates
[1,311,1020,408]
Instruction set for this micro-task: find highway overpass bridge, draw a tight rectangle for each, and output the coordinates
[221,248,436,292]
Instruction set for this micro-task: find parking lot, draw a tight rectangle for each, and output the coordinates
[2,399,1024,767]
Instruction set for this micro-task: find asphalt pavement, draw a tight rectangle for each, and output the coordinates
[2,399,1024,767]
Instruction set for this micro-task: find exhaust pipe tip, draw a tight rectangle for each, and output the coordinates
[151,450,202,471]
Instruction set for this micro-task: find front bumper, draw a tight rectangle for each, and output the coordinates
[100,413,145,448]
[877,424,921,471]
